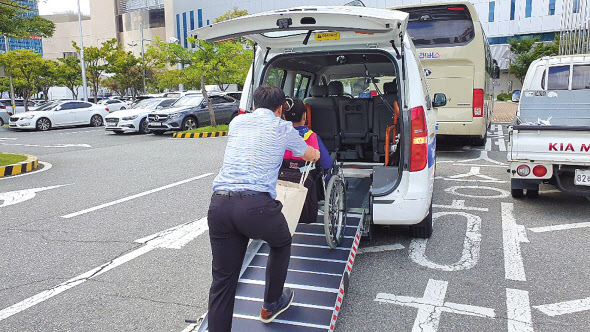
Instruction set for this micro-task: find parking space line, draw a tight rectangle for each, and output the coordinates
[502,202,528,281]
[61,173,214,219]
[535,296,590,317]
[528,221,590,233]
[506,289,533,332]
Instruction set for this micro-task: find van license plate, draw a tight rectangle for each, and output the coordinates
[574,169,590,186]
[315,32,340,41]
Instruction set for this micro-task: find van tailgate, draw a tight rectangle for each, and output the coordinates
[424,63,474,122]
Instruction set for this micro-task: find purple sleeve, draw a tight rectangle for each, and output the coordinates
[316,135,332,170]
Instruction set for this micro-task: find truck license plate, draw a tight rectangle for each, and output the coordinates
[574,169,590,187]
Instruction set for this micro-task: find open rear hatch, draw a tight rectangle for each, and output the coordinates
[192,6,408,51]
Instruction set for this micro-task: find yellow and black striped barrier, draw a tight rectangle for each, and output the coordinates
[173,131,228,139]
[0,154,39,177]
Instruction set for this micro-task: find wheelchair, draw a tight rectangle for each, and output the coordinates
[280,156,347,249]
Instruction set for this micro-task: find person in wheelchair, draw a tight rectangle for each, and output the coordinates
[280,98,332,224]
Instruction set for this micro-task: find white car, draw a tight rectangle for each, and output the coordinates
[98,99,128,112]
[105,98,177,134]
[9,100,109,131]
[194,6,446,238]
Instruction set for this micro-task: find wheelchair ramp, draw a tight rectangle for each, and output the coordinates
[196,213,363,332]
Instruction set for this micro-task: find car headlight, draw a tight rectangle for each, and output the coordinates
[169,112,182,119]
[21,115,35,120]
[122,115,138,120]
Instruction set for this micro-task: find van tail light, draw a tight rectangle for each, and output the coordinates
[238,108,246,115]
[533,165,547,177]
[473,89,484,117]
[410,106,428,172]
[516,164,531,177]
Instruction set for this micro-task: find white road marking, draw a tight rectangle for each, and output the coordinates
[433,200,489,212]
[445,185,510,199]
[375,279,495,332]
[438,150,506,166]
[409,212,481,271]
[485,137,492,151]
[0,184,71,208]
[0,137,17,140]
[506,288,533,332]
[495,125,507,151]
[358,244,405,254]
[0,161,52,181]
[0,218,209,322]
[528,221,590,233]
[0,143,91,148]
[535,296,590,317]
[61,173,213,218]
[436,166,506,183]
[502,202,528,281]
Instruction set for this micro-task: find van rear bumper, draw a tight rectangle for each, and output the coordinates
[436,117,486,136]
[372,197,430,225]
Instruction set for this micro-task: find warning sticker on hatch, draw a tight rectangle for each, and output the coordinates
[315,32,340,41]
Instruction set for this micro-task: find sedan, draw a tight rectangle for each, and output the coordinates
[98,99,128,112]
[105,98,177,134]
[9,100,109,131]
[148,94,239,135]
[0,107,9,126]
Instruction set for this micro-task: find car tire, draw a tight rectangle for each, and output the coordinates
[526,189,539,199]
[90,114,103,127]
[153,131,165,135]
[138,118,150,134]
[409,204,433,238]
[511,188,524,198]
[36,118,51,131]
[182,117,198,131]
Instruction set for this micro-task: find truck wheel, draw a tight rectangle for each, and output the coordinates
[526,189,539,199]
[409,204,433,238]
[511,188,524,198]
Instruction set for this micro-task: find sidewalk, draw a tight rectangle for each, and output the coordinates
[492,101,517,123]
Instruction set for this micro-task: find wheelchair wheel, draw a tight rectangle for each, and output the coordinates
[324,174,347,248]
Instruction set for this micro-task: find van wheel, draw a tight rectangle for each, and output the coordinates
[511,188,524,198]
[526,189,539,199]
[409,204,433,238]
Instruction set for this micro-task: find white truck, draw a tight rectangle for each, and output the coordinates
[507,54,590,198]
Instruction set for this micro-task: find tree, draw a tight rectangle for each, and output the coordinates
[0,0,55,38]
[56,56,82,100]
[508,36,559,84]
[0,49,47,110]
[73,39,118,102]
[37,59,58,101]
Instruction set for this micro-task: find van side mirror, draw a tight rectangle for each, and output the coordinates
[433,93,447,108]
[493,60,500,79]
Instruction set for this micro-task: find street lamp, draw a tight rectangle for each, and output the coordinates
[77,0,88,101]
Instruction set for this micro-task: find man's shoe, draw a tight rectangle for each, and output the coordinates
[259,288,295,323]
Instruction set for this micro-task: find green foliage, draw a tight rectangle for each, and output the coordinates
[181,124,229,134]
[213,7,248,23]
[56,56,82,100]
[0,49,52,110]
[497,93,512,101]
[0,153,27,166]
[73,39,119,102]
[37,59,58,101]
[0,0,55,38]
[508,36,559,84]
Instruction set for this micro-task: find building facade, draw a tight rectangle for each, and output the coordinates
[1,0,44,55]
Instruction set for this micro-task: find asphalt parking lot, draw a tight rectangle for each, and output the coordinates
[1,123,589,332]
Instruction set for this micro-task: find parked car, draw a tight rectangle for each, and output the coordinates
[98,98,128,112]
[194,5,446,237]
[105,97,177,134]
[8,100,109,131]
[508,54,590,198]
[0,99,25,114]
[0,107,9,126]
[148,94,239,135]
[162,90,202,99]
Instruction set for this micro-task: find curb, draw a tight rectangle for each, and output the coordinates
[0,154,39,177]
[173,131,228,139]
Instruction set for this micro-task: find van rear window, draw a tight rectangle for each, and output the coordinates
[547,65,570,90]
[399,5,475,48]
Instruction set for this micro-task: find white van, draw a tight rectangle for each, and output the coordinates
[193,6,447,237]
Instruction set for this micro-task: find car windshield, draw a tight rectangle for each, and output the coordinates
[36,101,59,112]
[171,95,203,107]
[132,99,160,109]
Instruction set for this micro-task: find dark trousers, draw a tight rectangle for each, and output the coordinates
[207,192,292,332]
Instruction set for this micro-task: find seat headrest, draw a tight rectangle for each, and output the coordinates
[328,81,344,96]
[309,85,328,97]
[383,81,398,94]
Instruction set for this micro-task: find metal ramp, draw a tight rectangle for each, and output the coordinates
[197,214,363,332]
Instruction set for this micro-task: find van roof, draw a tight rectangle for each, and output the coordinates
[390,1,480,23]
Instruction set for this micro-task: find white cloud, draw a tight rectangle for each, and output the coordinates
[38,0,91,15]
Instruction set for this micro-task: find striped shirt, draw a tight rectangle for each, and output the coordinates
[212,108,309,199]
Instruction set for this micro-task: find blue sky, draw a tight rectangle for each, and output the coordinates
[38,0,91,15]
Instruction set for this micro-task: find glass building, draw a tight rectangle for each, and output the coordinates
[0,0,44,55]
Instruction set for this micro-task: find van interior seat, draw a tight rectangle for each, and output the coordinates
[304,85,340,151]
[372,81,399,161]
[328,81,351,105]
[339,98,371,146]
